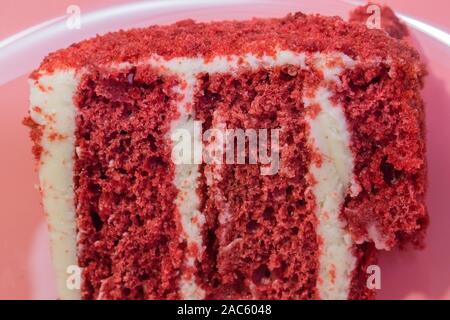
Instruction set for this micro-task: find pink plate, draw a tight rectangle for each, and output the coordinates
[0,0,449,299]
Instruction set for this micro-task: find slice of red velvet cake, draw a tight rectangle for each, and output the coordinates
[25,8,427,300]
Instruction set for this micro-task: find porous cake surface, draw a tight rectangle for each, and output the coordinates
[26,8,427,300]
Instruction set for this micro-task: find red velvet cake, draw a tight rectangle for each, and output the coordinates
[26,6,427,300]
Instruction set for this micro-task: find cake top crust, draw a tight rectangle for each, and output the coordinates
[32,12,421,77]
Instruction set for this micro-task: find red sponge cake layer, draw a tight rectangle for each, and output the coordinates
[339,62,427,250]
[195,68,319,299]
[75,66,183,299]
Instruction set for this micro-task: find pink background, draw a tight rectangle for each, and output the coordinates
[0,0,449,299]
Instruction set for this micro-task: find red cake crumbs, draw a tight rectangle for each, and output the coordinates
[37,83,54,93]
[23,116,43,161]
[32,106,42,114]
[32,13,419,77]
[47,132,67,141]
[305,103,322,119]
[74,65,184,299]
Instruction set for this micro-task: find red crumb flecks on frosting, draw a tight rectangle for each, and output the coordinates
[37,83,54,93]
[74,65,184,299]
[23,116,44,161]
[31,12,420,77]
[349,3,409,40]
[47,132,67,141]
